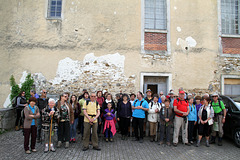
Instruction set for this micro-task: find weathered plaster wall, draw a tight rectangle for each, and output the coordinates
[1,0,240,107]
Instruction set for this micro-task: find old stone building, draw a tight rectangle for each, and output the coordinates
[0,0,240,107]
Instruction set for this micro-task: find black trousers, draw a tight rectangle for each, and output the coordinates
[193,123,198,140]
[119,117,130,136]
[15,108,23,126]
[188,121,195,142]
[58,121,70,142]
[133,117,144,139]
[78,116,84,136]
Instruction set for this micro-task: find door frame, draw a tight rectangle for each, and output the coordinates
[140,72,172,94]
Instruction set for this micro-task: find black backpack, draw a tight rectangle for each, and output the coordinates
[150,101,161,109]
[210,99,223,110]
[133,100,144,107]
[12,96,20,108]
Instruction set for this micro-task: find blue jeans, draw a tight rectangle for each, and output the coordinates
[105,127,113,138]
[70,118,79,139]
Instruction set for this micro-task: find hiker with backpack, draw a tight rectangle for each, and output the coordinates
[23,97,40,154]
[15,91,28,131]
[78,92,90,138]
[132,91,149,143]
[117,94,132,140]
[210,92,226,146]
[196,96,214,147]
[82,92,101,151]
[56,93,74,149]
[187,97,197,144]
[42,98,60,153]
[173,90,191,147]
[36,89,49,143]
[148,94,161,142]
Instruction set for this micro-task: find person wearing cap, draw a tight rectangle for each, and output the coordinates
[42,98,60,153]
[159,99,174,146]
[168,91,175,108]
[173,90,191,146]
[210,92,226,146]
[158,91,164,103]
[148,94,161,142]
[30,90,40,99]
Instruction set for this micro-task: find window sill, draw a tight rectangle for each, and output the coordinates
[46,17,62,21]
[144,29,167,33]
[221,34,240,38]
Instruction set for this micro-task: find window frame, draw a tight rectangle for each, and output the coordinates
[46,0,63,20]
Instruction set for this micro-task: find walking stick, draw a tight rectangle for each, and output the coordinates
[49,115,53,151]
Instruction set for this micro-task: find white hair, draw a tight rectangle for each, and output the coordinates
[161,95,166,98]
[48,98,56,104]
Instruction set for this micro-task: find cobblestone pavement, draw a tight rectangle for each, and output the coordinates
[0,130,239,160]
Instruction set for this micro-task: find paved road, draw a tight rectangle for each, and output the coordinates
[0,130,239,160]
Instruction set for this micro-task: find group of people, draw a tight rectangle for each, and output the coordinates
[14,88,226,154]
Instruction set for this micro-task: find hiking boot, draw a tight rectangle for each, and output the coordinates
[210,136,216,144]
[93,147,101,151]
[50,143,56,152]
[173,143,178,147]
[109,138,113,142]
[139,139,143,143]
[184,143,191,146]
[37,138,41,143]
[25,150,31,154]
[150,136,154,142]
[57,141,62,148]
[218,137,223,146]
[105,138,109,142]
[206,140,210,147]
[65,142,69,148]
[82,147,89,151]
[44,144,49,153]
[15,126,19,131]
[196,140,200,147]
[166,142,171,146]
[31,149,37,152]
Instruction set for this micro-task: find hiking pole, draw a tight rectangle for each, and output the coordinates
[49,115,53,151]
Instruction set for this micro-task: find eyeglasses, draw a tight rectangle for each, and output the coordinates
[212,96,218,98]
[43,92,47,94]
[64,96,68,98]
[91,96,96,97]
[160,94,163,95]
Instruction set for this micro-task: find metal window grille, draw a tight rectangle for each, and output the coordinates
[47,0,62,18]
[144,0,167,30]
[221,0,240,35]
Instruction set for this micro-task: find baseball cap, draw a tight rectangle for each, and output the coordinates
[179,90,185,94]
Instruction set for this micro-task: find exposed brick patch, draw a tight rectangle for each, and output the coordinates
[222,37,240,54]
[144,32,167,51]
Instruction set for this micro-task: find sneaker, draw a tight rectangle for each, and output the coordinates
[109,138,113,142]
[15,126,19,131]
[57,141,62,148]
[72,138,76,143]
[173,143,178,147]
[82,147,89,151]
[31,149,37,152]
[25,150,31,154]
[44,144,49,153]
[105,138,109,142]
[166,142,171,146]
[196,140,200,147]
[206,141,210,147]
[139,139,143,143]
[93,147,101,151]
[184,143,191,146]
[158,141,164,145]
[65,142,69,148]
[50,143,56,152]
[70,138,73,143]
[190,141,194,144]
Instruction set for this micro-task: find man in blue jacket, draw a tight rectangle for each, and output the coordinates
[132,91,149,143]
